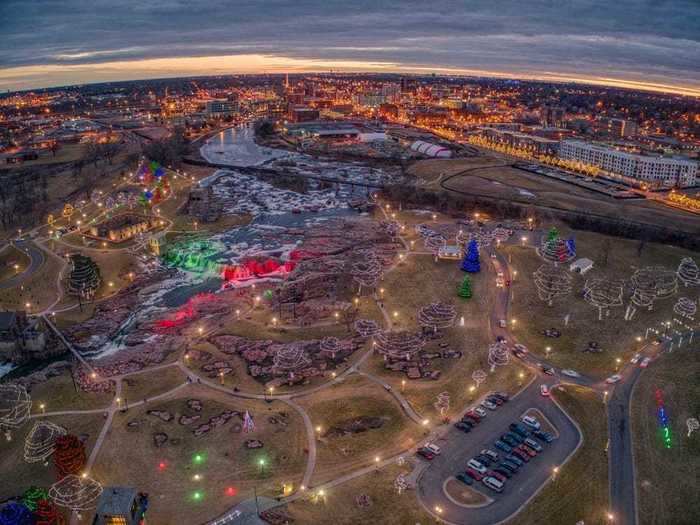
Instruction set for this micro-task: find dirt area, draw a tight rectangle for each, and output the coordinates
[444,478,489,505]
[509,385,608,525]
[91,387,307,524]
[505,228,700,379]
[296,375,421,486]
[286,463,431,525]
[631,346,700,525]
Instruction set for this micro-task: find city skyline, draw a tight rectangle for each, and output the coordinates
[1,0,699,96]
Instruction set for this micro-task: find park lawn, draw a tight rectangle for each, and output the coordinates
[631,346,700,525]
[91,386,307,525]
[505,228,700,380]
[296,375,422,486]
[286,463,432,525]
[0,245,31,282]
[29,369,114,412]
[407,156,509,188]
[121,365,187,403]
[0,246,64,313]
[367,251,530,419]
[0,413,105,501]
[508,385,609,525]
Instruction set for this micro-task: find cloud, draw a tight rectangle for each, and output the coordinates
[0,0,698,93]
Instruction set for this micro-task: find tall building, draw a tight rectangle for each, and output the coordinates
[559,140,698,187]
[540,106,565,127]
[205,99,238,117]
[599,117,638,137]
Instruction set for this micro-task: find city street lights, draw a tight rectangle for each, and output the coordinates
[521,236,527,247]
[401,379,406,393]
[615,357,621,371]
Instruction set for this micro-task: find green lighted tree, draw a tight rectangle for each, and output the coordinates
[457,276,472,299]
[546,227,559,242]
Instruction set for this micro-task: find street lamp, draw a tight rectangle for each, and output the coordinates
[521,236,527,246]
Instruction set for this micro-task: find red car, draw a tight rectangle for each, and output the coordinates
[512,449,530,462]
[466,467,484,481]
[518,444,537,457]
[465,410,481,421]
[487,470,507,483]
[416,448,435,460]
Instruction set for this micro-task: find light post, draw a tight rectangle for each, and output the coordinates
[552,466,559,480]
[401,379,406,393]
[40,403,45,414]
[603,390,609,404]
[469,385,476,400]
[219,372,225,385]
[521,236,527,247]
[545,346,551,357]
[615,357,621,371]
[518,372,524,386]
[315,425,322,441]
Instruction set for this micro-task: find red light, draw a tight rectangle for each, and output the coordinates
[225,487,237,497]
[158,461,167,470]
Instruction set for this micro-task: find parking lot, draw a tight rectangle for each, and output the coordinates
[417,379,582,525]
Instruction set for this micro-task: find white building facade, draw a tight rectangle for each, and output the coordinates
[559,140,698,187]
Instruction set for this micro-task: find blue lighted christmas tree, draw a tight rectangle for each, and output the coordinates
[461,239,481,273]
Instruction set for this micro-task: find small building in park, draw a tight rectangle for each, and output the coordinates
[438,245,462,260]
[570,258,594,275]
[93,486,148,525]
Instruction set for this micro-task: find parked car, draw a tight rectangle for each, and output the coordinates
[465,410,481,421]
[505,455,523,467]
[494,440,512,453]
[502,434,519,447]
[493,392,510,401]
[513,343,528,354]
[533,430,554,443]
[540,384,550,396]
[561,369,580,378]
[463,415,479,425]
[416,448,436,460]
[524,438,543,452]
[499,461,518,474]
[482,476,504,493]
[640,357,651,368]
[522,415,541,429]
[512,449,530,462]
[606,374,622,384]
[487,396,504,406]
[455,421,472,433]
[541,365,555,375]
[509,423,530,437]
[467,459,487,474]
[456,472,473,485]
[482,449,499,462]
[475,454,492,466]
[499,319,507,328]
[493,466,512,479]
[506,431,524,444]
[474,407,487,418]
[424,443,441,455]
[488,470,508,483]
[518,444,537,457]
[630,353,641,364]
[466,467,484,481]
[482,400,498,411]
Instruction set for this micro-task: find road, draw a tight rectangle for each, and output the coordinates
[0,240,45,289]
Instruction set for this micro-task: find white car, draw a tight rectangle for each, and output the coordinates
[481,400,498,411]
[467,459,487,474]
[640,357,651,368]
[540,384,550,396]
[630,354,641,364]
[561,369,580,378]
[522,415,540,430]
[605,374,622,384]
[514,343,528,354]
[424,443,441,455]
[474,407,487,417]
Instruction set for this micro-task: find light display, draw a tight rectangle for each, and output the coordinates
[417,302,457,332]
[424,233,446,253]
[488,341,510,371]
[243,411,255,433]
[0,502,33,525]
[24,421,67,463]
[538,228,575,264]
[21,486,49,512]
[687,418,699,437]
[461,240,480,273]
[161,239,220,274]
[48,475,102,511]
[319,337,342,359]
[583,279,624,320]
[221,259,295,282]
[354,319,380,338]
[625,266,678,320]
[351,257,383,291]
[374,330,425,361]
[673,297,697,319]
[654,388,672,449]
[0,384,32,440]
[272,344,310,378]
[471,369,487,386]
[533,264,573,306]
[457,276,472,299]
[155,292,218,330]
[52,435,86,480]
[677,257,700,287]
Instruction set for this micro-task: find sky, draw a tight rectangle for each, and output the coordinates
[1,0,699,96]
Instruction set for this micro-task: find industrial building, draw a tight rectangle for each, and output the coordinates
[410,140,452,158]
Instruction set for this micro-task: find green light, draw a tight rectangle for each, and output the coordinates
[259,459,265,466]
[192,491,203,501]
[193,453,206,465]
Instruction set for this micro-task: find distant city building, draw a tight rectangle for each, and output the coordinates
[410,140,452,158]
[480,128,560,156]
[442,97,464,110]
[540,106,565,127]
[599,117,638,137]
[205,99,238,117]
[352,93,386,108]
[559,140,699,187]
[288,106,320,123]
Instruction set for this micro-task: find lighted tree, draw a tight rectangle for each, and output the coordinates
[488,341,510,371]
[354,318,380,338]
[374,330,425,361]
[52,435,86,480]
[461,240,480,273]
[533,264,573,306]
[583,279,624,321]
[419,302,457,333]
[424,233,446,255]
[677,257,700,287]
[673,297,697,319]
[539,233,575,264]
[319,337,342,359]
[471,369,487,386]
[0,384,32,441]
[457,276,472,299]
[351,258,382,294]
[0,502,33,525]
[48,475,102,512]
[624,266,678,320]
[21,487,49,512]
[33,499,65,525]
[272,343,310,380]
[24,421,67,464]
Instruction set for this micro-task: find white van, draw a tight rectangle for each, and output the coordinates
[522,415,541,430]
[482,476,504,492]
[424,443,441,455]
